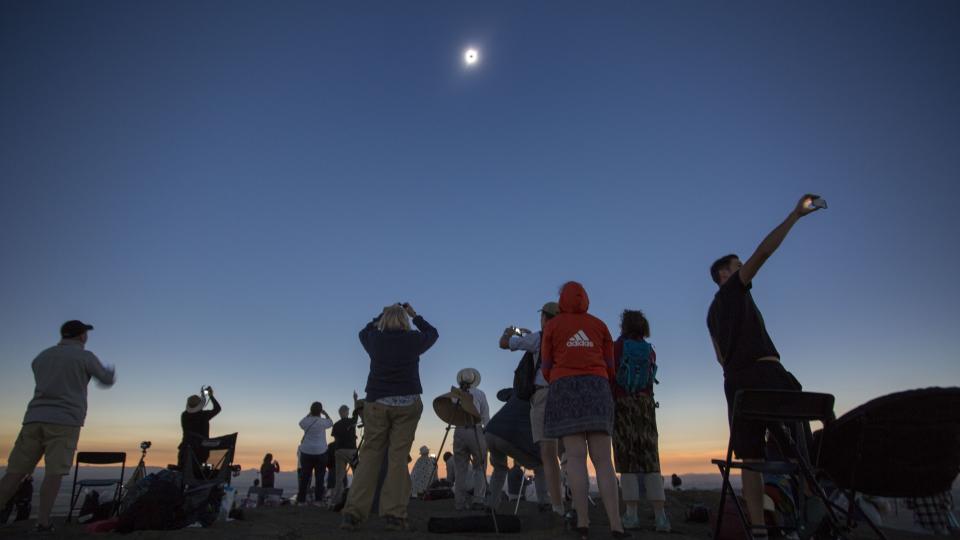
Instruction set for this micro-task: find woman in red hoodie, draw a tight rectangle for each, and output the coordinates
[541,281,626,539]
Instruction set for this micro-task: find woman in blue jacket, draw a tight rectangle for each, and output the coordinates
[340,302,438,532]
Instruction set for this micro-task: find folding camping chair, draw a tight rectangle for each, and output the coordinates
[178,432,238,488]
[67,451,126,522]
[712,389,844,540]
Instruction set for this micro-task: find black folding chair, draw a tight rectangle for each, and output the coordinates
[712,389,844,540]
[178,433,238,489]
[67,451,126,522]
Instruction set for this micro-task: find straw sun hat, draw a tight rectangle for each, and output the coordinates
[185,395,204,413]
[433,386,482,427]
[456,368,481,388]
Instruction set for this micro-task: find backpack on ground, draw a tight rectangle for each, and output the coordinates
[117,470,188,533]
[512,350,538,401]
[615,339,657,393]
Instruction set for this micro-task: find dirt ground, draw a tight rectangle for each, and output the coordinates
[0,489,954,539]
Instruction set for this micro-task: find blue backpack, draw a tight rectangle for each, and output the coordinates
[615,339,657,393]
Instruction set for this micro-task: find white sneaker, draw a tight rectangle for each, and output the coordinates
[655,514,671,533]
[622,514,641,529]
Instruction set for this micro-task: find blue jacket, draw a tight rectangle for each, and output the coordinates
[360,315,439,402]
[484,395,539,460]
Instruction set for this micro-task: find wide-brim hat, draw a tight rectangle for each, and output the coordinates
[456,368,481,388]
[433,386,482,427]
[186,395,203,413]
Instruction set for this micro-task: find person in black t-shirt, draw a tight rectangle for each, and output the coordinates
[330,392,360,505]
[707,194,823,535]
[179,387,222,469]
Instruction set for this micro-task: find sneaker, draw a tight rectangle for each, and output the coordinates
[384,515,415,532]
[339,513,360,531]
[34,523,56,535]
[622,514,641,530]
[655,514,671,533]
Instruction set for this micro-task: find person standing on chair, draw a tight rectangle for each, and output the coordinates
[498,301,564,515]
[298,402,333,505]
[0,320,116,534]
[452,367,490,511]
[340,302,438,532]
[707,194,824,536]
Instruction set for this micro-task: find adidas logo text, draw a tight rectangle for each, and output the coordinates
[566,330,594,348]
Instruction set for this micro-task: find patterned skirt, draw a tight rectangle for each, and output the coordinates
[544,375,614,438]
[612,393,661,473]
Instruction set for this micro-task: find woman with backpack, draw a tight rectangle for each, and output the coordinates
[542,281,627,539]
[612,310,670,532]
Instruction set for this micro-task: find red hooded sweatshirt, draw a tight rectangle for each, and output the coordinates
[541,282,614,383]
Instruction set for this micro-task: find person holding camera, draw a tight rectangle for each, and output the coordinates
[0,320,115,534]
[707,194,824,534]
[452,368,489,511]
[298,402,333,505]
[498,301,564,515]
[179,386,221,470]
[340,302,438,532]
[260,453,280,489]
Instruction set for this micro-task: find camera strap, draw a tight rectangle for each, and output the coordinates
[301,419,320,445]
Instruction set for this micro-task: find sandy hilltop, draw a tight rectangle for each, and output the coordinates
[1,488,953,540]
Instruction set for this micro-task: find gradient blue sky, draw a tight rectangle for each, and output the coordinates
[1,1,958,471]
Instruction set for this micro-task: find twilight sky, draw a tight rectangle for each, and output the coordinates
[1,1,958,473]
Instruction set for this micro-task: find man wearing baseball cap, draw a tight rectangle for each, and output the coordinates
[0,320,116,533]
[498,301,564,515]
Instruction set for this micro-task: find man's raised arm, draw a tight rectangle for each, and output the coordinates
[740,194,822,285]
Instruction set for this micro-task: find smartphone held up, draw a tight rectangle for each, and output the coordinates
[805,196,827,210]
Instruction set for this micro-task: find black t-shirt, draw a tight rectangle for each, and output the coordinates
[180,397,221,441]
[330,417,358,451]
[707,270,780,375]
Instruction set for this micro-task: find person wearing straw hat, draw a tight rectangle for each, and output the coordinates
[178,386,221,471]
[452,367,490,511]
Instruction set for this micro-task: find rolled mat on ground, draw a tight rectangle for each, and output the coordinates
[427,514,522,533]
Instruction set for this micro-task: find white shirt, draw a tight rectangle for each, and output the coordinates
[468,387,490,426]
[508,331,547,387]
[298,415,334,455]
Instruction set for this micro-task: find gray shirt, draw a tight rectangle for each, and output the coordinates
[22,340,115,427]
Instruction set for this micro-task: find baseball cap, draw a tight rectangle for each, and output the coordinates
[539,302,560,316]
[60,320,94,339]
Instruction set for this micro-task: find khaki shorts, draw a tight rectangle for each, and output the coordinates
[530,387,555,444]
[6,423,81,476]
